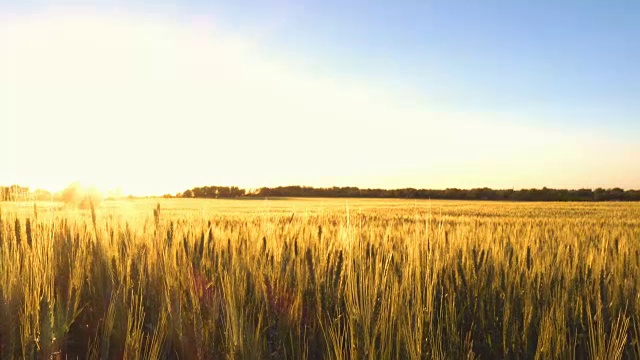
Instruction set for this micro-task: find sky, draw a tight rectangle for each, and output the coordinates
[1,0,639,195]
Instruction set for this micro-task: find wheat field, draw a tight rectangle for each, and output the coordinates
[1,198,639,359]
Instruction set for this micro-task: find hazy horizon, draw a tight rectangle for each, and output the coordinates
[2,1,639,196]
[2,182,639,200]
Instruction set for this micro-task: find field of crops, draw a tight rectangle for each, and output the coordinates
[1,198,639,359]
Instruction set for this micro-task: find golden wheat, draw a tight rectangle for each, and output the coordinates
[0,198,638,359]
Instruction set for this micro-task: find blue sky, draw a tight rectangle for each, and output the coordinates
[1,0,639,193]
[189,1,640,127]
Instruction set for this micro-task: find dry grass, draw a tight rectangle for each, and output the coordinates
[0,198,639,359]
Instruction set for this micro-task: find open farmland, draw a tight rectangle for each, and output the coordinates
[1,198,640,359]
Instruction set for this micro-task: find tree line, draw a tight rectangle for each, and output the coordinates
[3,184,639,202]
[0,184,98,207]
[177,185,640,201]
[0,185,41,201]
[181,186,245,199]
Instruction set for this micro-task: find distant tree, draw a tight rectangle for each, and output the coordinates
[59,183,102,209]
[1,185,30,201]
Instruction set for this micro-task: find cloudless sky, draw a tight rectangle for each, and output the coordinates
[200,0,640,124]
[1,0,639,195]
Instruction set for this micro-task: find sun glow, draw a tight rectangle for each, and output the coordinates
[2,10,639,195]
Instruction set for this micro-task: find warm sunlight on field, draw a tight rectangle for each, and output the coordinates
[1,198,640,358]
[2,1,640,359]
